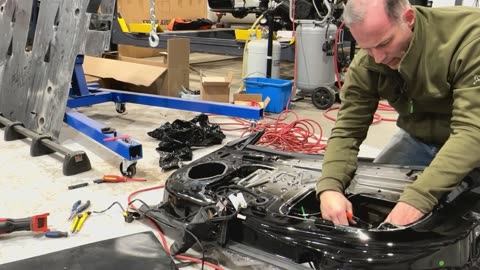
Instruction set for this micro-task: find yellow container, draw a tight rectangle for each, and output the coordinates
[234,29,263,41]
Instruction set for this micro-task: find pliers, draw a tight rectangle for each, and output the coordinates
[68,200,90,221]
[70,211,91,233]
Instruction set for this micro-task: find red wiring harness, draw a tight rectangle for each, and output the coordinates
[213,110,328,153]
[128,185,224,270]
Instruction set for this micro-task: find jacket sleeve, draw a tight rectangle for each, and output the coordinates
[316,53,380,198]
[400,39,480,213]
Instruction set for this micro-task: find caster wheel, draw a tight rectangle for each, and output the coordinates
[120,162,136,177]
[116,103,126,114]
[312,86,336,110]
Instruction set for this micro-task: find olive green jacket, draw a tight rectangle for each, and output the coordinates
[316,6,480,213]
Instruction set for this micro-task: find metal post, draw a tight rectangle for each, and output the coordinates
[266,10,274,78]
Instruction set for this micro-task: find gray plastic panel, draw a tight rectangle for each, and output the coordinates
[0,0,114,139]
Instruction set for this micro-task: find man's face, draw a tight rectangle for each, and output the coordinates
[349,8,414,70]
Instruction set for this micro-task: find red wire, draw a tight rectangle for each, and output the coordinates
[334,21,344,90]
[128,185,225,270]
[322,101,397,124]
[213,110,328,153]
[286,0,297,111]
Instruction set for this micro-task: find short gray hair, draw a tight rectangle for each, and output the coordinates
[343,0,411,27]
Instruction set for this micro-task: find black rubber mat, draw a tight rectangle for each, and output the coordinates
[0,231,177,270]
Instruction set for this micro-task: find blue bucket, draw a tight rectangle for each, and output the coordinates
[244,77,293,113]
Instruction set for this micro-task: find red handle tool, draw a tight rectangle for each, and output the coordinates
[0,213,50,235]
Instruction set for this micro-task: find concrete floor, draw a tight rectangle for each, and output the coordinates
[0,54,398,269]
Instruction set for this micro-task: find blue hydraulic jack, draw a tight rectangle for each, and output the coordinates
[65,55,263,176]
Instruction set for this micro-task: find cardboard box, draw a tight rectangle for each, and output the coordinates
[233,93,270,109]
[117,0,208,29]
[83,39,190,97]
[201,72,233,103]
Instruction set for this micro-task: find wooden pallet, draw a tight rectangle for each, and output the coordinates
[0,0,114,140]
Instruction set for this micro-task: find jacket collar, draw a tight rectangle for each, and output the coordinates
[398,7,425,82]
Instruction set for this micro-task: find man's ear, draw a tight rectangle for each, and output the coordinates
[403,8,415,29]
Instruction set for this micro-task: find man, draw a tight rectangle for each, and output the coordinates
[316,0,480,226]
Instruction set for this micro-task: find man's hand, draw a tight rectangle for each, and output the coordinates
[384,202,425,226]
[319,191,353,225]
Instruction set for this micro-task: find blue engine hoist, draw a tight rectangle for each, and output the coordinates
[65,55,263,176]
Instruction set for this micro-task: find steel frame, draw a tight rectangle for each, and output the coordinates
[110,19,295,62]
[65,56,263,176]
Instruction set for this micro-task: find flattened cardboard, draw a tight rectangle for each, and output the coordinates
[83,56,167,87]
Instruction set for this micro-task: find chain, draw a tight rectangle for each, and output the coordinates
[148,0,160,47]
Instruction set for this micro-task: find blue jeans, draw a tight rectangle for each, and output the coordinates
[373,129,440,166]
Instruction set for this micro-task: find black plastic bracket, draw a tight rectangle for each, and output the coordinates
[4,122,27,141]
[0,114,92,176]
[30,135,56,157]
[63,151,92,176]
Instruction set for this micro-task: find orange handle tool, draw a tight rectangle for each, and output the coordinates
[103,175,146,182]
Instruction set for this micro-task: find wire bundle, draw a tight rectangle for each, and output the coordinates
[127,185,224,270]
[214,110,328,153]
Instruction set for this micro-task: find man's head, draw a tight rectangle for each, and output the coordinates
[343,0,415,69]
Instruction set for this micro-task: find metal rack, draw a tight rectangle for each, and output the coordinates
[111,19,296,62]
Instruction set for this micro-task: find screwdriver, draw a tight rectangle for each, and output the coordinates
[346,211,373,228]
[45,231,68,238]
[93,175,146,184]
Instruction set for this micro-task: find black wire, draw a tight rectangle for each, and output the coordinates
[128,198,152,212]
[92,200,205,266]
[92,201,126,214]
[217,185,258,197]
[133,199,208,270]
[293,211,321,218]
[183,228,205,270]
[340,41,347,63]
[146,214,208,270]
[124,200,180,264]
[182,209,201,222]
[144,215,191,266]
[210,209,239,222]
[325,20,330,41]
[216,185,269,206]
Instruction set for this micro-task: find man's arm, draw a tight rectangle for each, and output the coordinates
[316,53,380,197]
[399,39,480,214]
